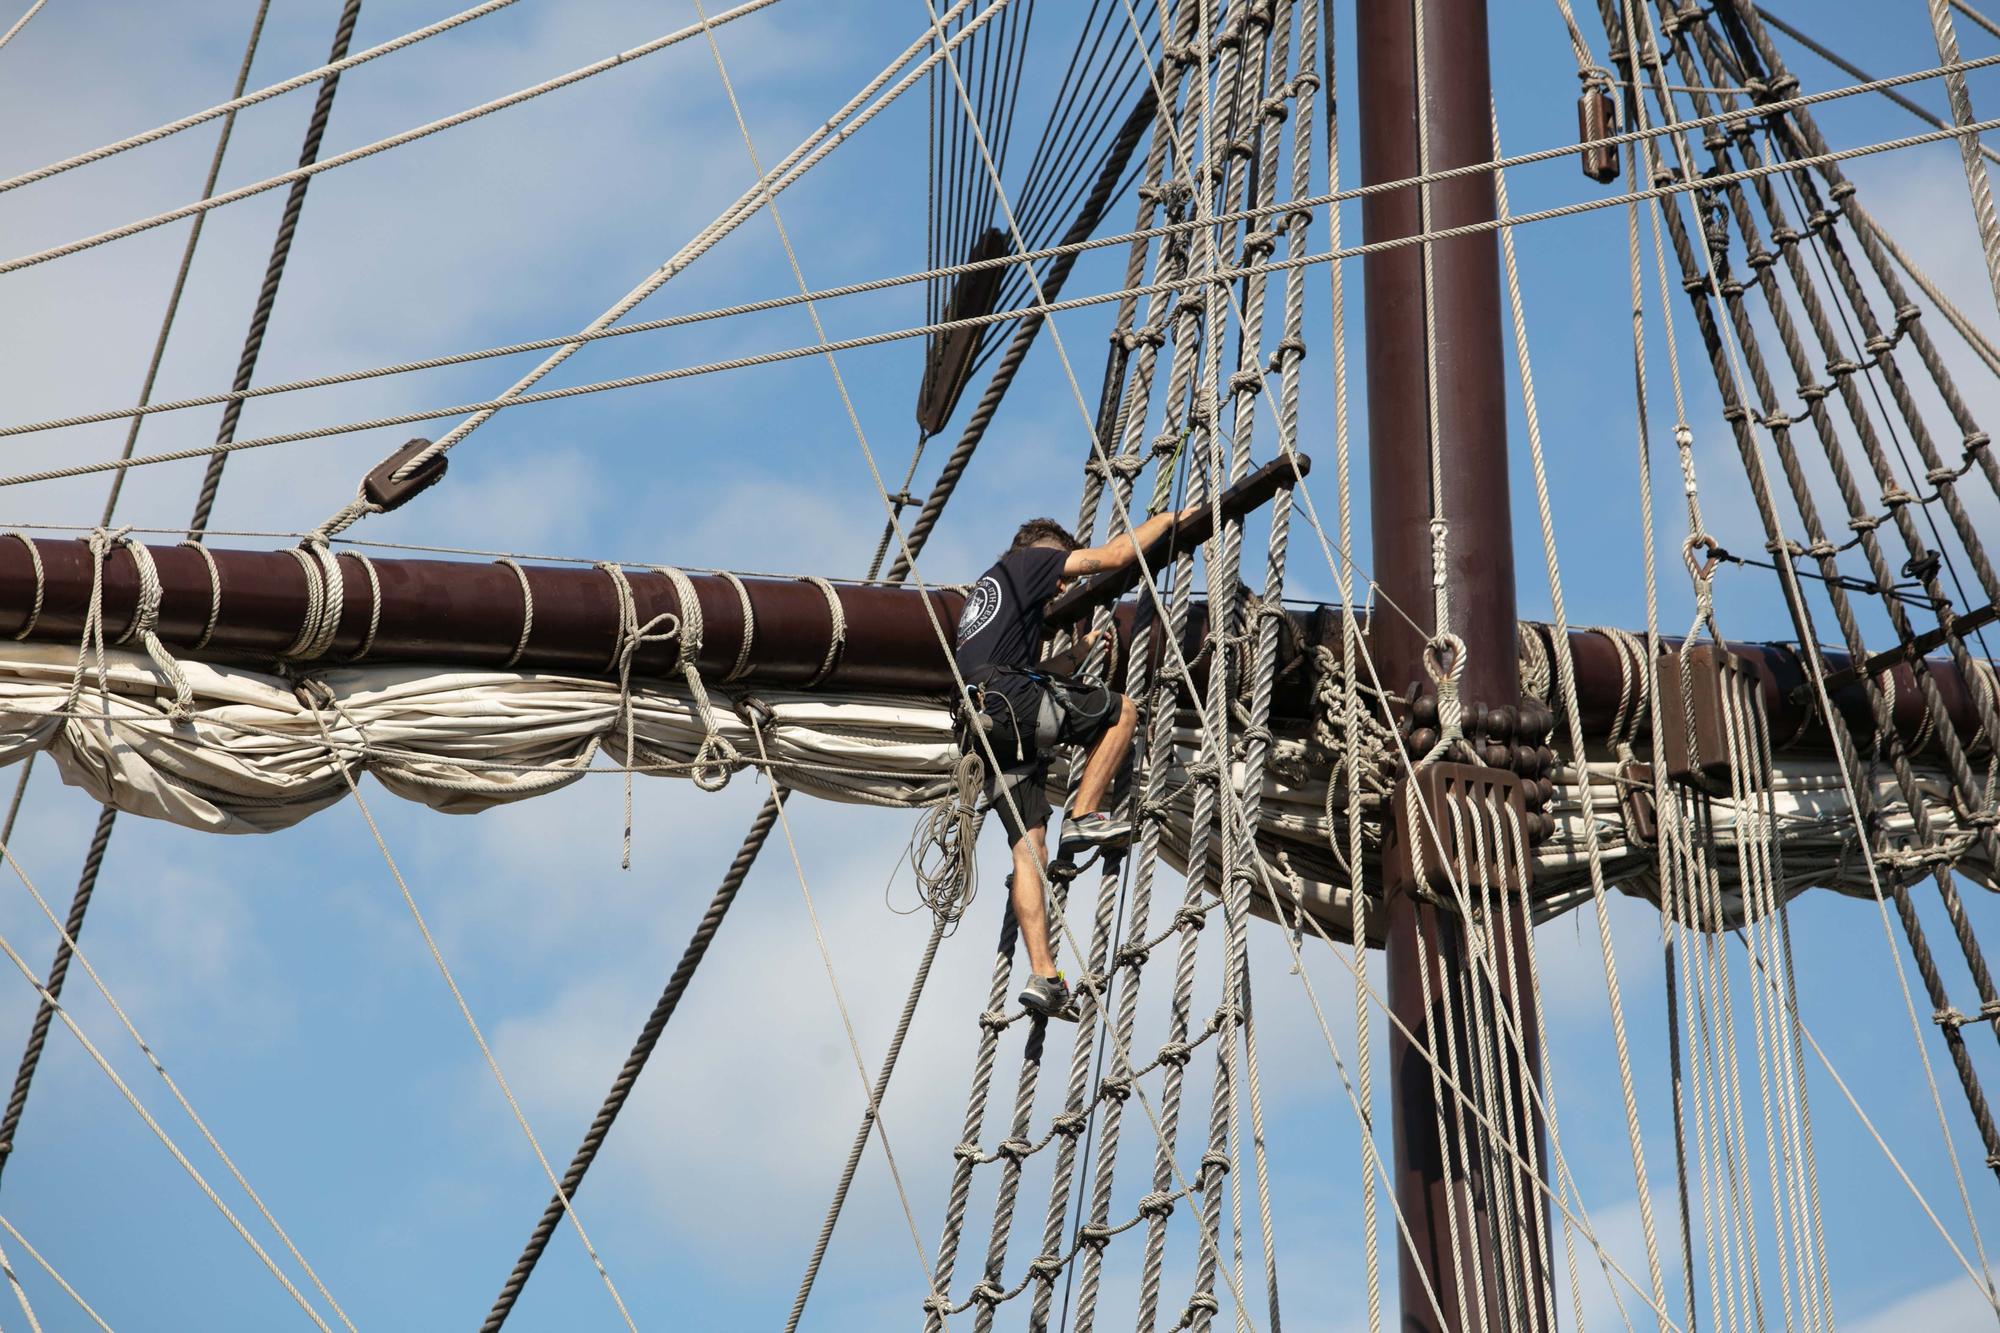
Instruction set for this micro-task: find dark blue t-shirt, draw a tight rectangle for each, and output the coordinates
[954,546,1067,709]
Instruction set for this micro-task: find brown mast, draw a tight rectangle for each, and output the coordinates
[1359,0,1551,1327]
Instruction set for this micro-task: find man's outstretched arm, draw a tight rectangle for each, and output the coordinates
[1062,504,1200,577]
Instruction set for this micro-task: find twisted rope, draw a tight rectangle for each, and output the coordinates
[480,790,786,1332]
[188,0,362,539]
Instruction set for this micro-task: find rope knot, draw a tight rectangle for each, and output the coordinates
[1240,228,1279,261]
[1089,454,1148,479]
[1137,1190,1176,1218]
[1051,1110,1089,1138]
[995,1137,1033,1162]
[1098,1073,1133,1103]
[979,1008,1011,1032]
[1156,1040,1193,1068]
[1199,1150,1232,1177]
[1078,1224,1113,1251]
[1121,323,1167,351]
[1027,1254,1065,1280]
[1174,904,1209,931]
[969,1280,1005,1308]
[953,1141,982,1163]
[1185,1293,1221,1317]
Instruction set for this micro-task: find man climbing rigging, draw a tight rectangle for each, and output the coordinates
[954,508,1195,1018]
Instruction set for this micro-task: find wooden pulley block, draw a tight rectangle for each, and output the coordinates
[1578,82,1619,184]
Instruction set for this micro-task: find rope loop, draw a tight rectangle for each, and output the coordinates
[4,534,44,642]
[909,751,982,931]
[1137,1190,1176,1218]
[346,549,381,662]
[115,537,195,720]
[654,566,741,794]
[800,576,846,687]
[496,557,534,669]
[1419,632,1467,766]
[1682,532,1722,584]
[283,541,346,661]
[64,526,129,727]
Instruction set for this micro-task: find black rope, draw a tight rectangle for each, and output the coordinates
[0,0,284,1193]
[188,0,364,540]
[0,806,115,1181]
[480,789,786,1332]
[1605,0,2000,1178]
[1698,0,2000,1041]
[888,84,1159,580]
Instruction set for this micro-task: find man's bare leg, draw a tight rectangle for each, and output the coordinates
[1010,827,1058,977]
[1069,694,1137,818]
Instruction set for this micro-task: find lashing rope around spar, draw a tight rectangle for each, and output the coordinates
[2,535,41,645]
[799,574,848,687]
[598,562,742,868]
[112,537,193,720]
[178,539,224,654]
[284,542,345,661]
[494,557,533,670]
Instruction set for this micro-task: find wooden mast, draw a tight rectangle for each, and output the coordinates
[1358,0,1552,1326]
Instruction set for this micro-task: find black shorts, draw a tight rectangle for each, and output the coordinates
[977,678,1122,846]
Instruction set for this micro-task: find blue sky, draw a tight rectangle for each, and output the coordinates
[3,1,2000,1329]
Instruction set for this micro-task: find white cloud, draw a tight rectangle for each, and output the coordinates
[1845,1270,1999,1333]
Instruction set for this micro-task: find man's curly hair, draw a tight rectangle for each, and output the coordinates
[1008,517,1080,555]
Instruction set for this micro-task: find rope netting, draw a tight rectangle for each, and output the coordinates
[13,0,2000,1328]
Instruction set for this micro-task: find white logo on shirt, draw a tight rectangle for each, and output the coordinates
[957,575,1003,645]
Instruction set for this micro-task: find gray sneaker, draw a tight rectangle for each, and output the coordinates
[1059,811,1133,855]
[1017,973,1077,1021]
